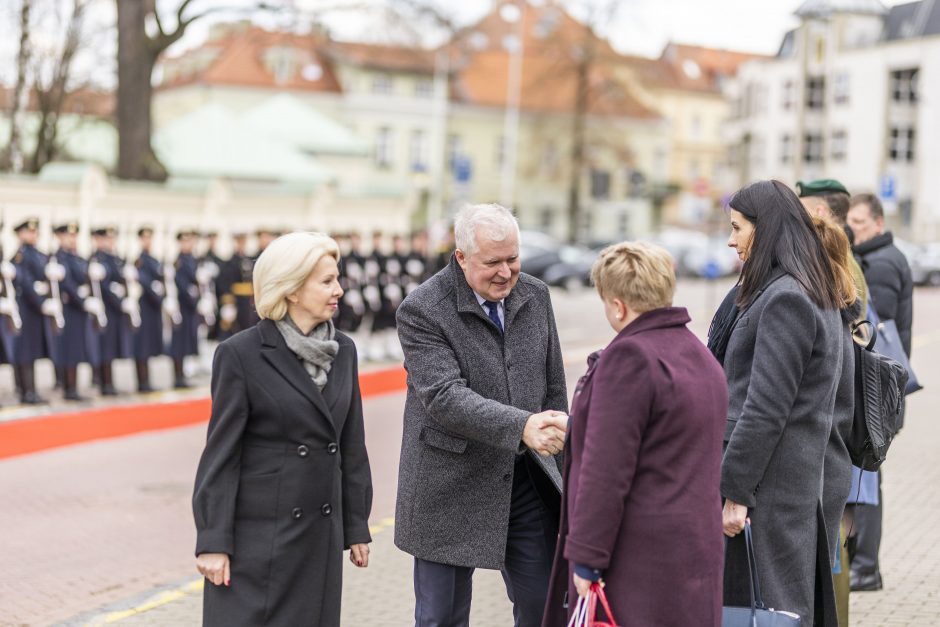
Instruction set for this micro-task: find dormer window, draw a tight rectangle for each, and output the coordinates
[372,73,393,94]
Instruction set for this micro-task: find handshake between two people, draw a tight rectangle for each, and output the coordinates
[522,410,569,457]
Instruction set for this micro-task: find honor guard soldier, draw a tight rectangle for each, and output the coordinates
[335,233,366,334]
[11,218,61,404]
[53,222,104,401]
[90,226,135,396]
[133,227,166,392]
[200,231,224,341]
[364,231,398,361]
[0,233,20,368]
[404,230,430,294]
[170,230,200,388]
[219,230,258,337]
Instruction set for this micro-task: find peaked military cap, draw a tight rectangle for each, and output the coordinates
[176,228,199,240]
[796,179,849,198]
[91,226,117,237]
[53,222,80,235]
[14,218,40,232]
[137,226,155,237]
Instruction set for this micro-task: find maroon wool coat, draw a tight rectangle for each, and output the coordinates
[542,308,728,627]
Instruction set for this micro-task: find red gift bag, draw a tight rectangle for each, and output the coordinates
[568,583,620,627]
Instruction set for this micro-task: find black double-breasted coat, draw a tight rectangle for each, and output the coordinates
[193,319,373,626]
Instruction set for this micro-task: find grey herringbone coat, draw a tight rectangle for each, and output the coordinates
[394,256,568,569]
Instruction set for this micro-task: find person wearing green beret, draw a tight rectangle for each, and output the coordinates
[797,178,866,627]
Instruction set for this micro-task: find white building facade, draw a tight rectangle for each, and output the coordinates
[724,0,940,240]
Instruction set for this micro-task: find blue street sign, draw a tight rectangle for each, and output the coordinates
[454,155,473,183]
[880,174,896,201]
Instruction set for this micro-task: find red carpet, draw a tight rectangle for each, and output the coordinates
[0,365,407,460]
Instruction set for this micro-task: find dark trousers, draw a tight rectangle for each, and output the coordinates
[414,458,558,627]
[851,470,883,576]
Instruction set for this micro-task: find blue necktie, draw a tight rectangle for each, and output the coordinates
[483,300,503,334]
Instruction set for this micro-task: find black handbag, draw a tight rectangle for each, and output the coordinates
[864,303,921,395]
[722,523,802,627]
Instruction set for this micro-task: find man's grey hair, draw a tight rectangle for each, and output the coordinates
[454,203,521,257]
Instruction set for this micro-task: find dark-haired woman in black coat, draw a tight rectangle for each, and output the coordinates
[193,232,372,626]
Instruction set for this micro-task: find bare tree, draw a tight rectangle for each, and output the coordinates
[3,0,32,173]
[115,0,279,181]
[27,0,91,173]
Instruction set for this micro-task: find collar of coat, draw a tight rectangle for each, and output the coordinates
[614,306,692,340]
[257,318,347,432]
[447,252,534,331]
[853,231,894,257]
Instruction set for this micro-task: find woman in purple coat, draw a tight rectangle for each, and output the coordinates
[542,242,728,627]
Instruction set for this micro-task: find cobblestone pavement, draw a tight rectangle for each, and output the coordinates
[3,281,939,626]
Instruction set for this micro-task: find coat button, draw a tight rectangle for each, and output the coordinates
[327,443,338,454]
[321,503,333,516]
[503,473,512,482]
[297,445,309,457]
[291,507,304,519]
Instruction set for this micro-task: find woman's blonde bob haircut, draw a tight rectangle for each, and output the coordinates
[591,241,676,313]
[252,231,340,321]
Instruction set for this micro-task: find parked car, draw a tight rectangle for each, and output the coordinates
[519,230,596,290]
[897,239,940,286]
[649,228,740,278]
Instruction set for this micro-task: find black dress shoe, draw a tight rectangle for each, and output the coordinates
[64,390,89,402]
[20,392,48,405]
[138,383,155,393]
[174,379,193,390]
[850,570,883,591]
[100,385,119,397]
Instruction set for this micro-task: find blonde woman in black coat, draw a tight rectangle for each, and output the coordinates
[193,232,373,626]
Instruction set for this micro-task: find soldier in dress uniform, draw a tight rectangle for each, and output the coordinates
[219,230,258,337]
[364,230,400,361]
[91,226,135,396]
[170,230,201,388]
[404,230,430,295]
[0,233,20,368]
[52,222,103,401]
[11,218,61,404]
[335,232,366,335]
[133,227,166,392]
[200,231,224,341]
[256,227,277,255]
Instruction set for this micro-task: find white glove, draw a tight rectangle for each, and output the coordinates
[151,280,165,297]
[45,261,66,282]
[83,297,104,317]
[220,303,237,322]
[163,297,180,319]
[0,297,14,316]
[197,295,216,318]
[363,285,381,311]
[0,261,16,281]
[77,285,91,299]
[88,262,106,282]
[122,265,139,283]
[109,283,127,299]
[121,298,137,315]
[33,281,50,297]
[41,298,62,318]
[196,265,213,286]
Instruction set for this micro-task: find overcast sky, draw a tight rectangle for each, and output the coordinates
[0,0,916,87]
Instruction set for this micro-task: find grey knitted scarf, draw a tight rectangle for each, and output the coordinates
[275,316,338,391]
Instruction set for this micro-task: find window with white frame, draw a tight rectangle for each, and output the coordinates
[409,129,427,172]
[888,127,915,162]
[782,80,795,111]
[372,73,393,94]
[590,169,610,199]
[415,78,433,98]
[891,69,918,103]
[804,133,824,163]
[780,133,793,164]
[831,129,847,160]
[833,72,850,105]
[806,77,825,109]
[375,127,393,168]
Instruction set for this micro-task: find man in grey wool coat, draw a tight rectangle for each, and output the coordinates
[394,203,569,627]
